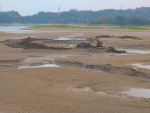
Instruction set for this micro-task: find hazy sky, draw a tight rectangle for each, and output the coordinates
[1,0,150,16]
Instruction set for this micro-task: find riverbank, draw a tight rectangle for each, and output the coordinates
[22,24,150,32]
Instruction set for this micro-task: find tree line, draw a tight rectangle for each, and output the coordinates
[89,15,150,26]
[0,7,150,25]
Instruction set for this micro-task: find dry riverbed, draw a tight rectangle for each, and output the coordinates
[0,29,150,113]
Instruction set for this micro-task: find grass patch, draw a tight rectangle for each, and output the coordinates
[110,26,150,30]
[29,24,92,29]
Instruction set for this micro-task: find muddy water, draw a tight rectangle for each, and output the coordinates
[132,63,150,70]
[122,88,150,98]
[18,64,59,69]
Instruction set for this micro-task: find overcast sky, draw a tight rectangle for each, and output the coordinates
[1,0,150,16]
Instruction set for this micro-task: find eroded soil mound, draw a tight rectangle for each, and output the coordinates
[118,36,142,40]
[93,35,142,40]
[106,47,126,53]
[3,37,71,50]
[95,35,114,38]
[76,43,126,53]
[56,61,149,79]
[76,42,94,48]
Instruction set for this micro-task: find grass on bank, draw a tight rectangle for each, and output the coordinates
[28,24,150,30]
[29,24,92,29]
[110,26,150,30]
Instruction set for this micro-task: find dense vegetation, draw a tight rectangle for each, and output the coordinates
[0,7,150,25]
[89,15,150,25]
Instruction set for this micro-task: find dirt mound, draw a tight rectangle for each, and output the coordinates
[106,47,126,53]
[76,42,94,48]
[4,37,71,50]
[18,37,50,49]
[118,36,142,40]
[56,61,149,79]
[93,35,141,40]
[95,35,114,38]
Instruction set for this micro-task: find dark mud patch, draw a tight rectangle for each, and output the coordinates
[0,64,18,68]
[0,59,20,63]
[106,47,126,53]
[95,35,114,38]
[91,35,142,40]
[56,61,149,79]
[117,36,142,40]
[4,37,71,50]
[0,60,20,68]
[76,42,94,49]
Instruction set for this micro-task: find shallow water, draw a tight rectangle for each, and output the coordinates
[0,25,31,31]
[54,37,86,41]
[122,88,150,98]
[69,45,76,47]
[119,49,150,54]
[0,25,38,33]
[132,63,150,70]
[18,64,60,69]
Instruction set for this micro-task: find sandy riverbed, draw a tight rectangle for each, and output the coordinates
[0,29,150,113]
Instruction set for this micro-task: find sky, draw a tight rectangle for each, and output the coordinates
[1,0,150,16]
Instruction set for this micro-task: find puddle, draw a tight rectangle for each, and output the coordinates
[21,57,52,65]
[115,54,128,56]
[132,63,150,70]
[54,37,86,41]
[122,88,150,98]
[119,49,150,54]
[69,45,76,47]
[18,64,60,69]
